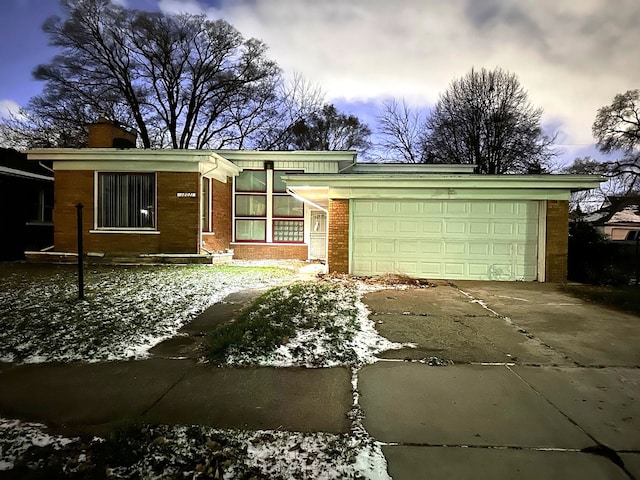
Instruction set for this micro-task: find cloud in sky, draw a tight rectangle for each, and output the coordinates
[158,0,640,156]
[0,100,22,120]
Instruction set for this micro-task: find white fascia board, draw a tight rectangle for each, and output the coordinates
[329,187,572,201]
[284,174,605,192]
[213,150,358,163]
[0,166,53,181]
[27,148,241,176]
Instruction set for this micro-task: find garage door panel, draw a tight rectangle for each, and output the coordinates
[444,263,465,275]
[419,242,443,254]
[469,243,490,255]
[352,199,539,281]
[445,242,466,255]
[421,221,442,234]
[469,222,490,235]
[398,220,419,233]
[445,202,469,215]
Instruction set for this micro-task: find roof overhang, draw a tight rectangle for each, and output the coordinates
[26,148,241,182]
[284,174,605,205]
[0,165,53,182]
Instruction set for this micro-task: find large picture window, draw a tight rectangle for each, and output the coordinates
[98,173,156,229]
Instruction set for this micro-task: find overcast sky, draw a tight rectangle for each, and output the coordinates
[1,0,638,165]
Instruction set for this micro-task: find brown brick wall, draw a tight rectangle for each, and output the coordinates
[545,200,569,282]
[88,119,137,148]
[202,178,233,252]
[232,243,308,260]
[157,172,199,253]
[53,170,199,254]
[328,199,350,273]
[54,170,96,252]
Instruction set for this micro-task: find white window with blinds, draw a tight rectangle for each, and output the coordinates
[97,172,156,229]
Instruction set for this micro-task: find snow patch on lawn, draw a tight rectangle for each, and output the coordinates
[223,280,412,368]
[0,418,390,479]
[0,265,288,364]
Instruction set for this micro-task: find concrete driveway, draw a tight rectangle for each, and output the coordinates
[359,281,640,479]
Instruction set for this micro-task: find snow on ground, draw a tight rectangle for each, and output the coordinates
[0,264,289,364]
[222,279,413,368]
[0,418,390,479]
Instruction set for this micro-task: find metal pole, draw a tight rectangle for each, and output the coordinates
[635,232,639,287]
[76,203,84,300]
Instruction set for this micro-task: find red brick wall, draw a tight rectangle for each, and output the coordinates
[232,243,308,260]
[202,178,233,252]
[545,200,569,282]
[328,199,349,273]
[53,170,199,254]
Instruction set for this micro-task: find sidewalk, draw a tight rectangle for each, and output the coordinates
[0,359,352,436]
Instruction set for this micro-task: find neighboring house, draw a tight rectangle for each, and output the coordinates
[0,148,54,260]
[26,120,602,282]
[583,196,640,241]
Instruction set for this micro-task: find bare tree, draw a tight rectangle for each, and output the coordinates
[423,67,556,173]
[1,0,281,149]
[288,104,371,152]
[375,99,425,162]
[593,89,640,172]
[252,73,325,150]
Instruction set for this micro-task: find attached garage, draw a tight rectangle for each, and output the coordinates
[351,199,541,281]
[285,163,603,282]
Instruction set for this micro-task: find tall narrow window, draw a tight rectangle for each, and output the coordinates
[201,177,211,232]
[234,170,267,241]
[98,173,156,229]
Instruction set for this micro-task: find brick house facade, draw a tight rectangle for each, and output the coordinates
[26,121,601,282]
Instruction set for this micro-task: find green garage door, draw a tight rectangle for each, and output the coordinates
[351,199,540,281]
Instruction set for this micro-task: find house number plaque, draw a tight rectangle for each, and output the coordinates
[176,192,196,198]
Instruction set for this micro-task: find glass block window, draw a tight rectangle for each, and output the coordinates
[273,220,304,243]
[235,220,266,241]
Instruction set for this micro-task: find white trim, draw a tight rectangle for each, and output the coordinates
[537,200,547,282]
[89,229,160,234]
[230,242,307,246]
[0,166,53,181]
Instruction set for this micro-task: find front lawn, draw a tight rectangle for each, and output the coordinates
[0,418,388,479]
[0,263,289,363]
[207,280,407,367]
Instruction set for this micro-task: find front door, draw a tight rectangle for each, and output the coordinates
[309,210,327,261]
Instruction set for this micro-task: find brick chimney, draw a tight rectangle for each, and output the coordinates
[87,117,137,148]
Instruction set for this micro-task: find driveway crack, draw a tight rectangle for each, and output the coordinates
[507,365,636,480]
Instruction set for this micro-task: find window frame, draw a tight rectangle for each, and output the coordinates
[95,172,157,231]
[233,168,306,243]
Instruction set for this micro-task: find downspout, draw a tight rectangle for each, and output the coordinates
[199,159,219,253]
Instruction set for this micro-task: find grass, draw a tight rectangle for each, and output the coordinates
[2,419,386,479]
[207,281,362,366]
[563,283,640,317]
[0,262,289,363]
